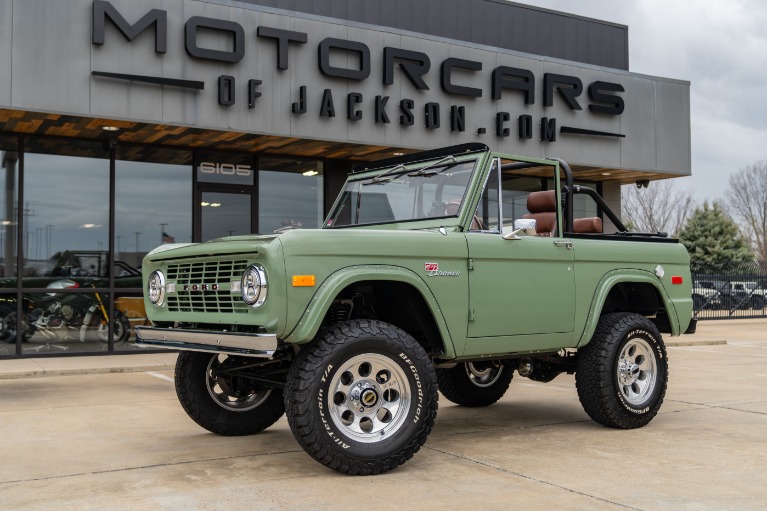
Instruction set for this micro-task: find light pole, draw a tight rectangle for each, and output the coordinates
[159,223,167,245]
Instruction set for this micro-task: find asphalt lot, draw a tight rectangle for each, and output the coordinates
[0,322,766,510]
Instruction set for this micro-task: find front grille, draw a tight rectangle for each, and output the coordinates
[166,259,250,314]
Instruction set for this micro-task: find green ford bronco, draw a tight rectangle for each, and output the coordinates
[137,143,695,475]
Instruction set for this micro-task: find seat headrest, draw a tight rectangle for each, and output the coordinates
[573,217,603,234]
[526,190,557,214]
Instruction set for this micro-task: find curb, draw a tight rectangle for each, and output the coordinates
[666,339,727,347]
[0,364,175,380]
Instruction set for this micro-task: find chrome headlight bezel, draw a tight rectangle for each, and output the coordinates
[147,270,166,306]
[241,264,268,308]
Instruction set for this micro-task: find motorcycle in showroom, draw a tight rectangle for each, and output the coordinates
[0,279,130,350]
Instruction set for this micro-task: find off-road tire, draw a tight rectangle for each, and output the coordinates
[175,352,285,436]
[750,296,765,310]
[437,361,512,407]
[576,312,668,429]
[284,320,439,475]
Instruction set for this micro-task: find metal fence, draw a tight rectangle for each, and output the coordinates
[691,261,767,320]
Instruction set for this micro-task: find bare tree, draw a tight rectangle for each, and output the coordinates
[621,179,695,236]
[726,161,767,260]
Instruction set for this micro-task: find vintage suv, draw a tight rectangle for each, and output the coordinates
[136,143,694,475]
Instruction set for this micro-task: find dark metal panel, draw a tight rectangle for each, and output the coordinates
[378,0,395,28]
[395,0,413,32]
[482,1,501,48]
[442,0,463,41]
[235,0,629,69]
[426,0,443,39]
[330,0,347,20]
[497,2,515,51]
[411,0,429,36]
[313,0,333,18]
[361,0,381,25]
[456,0,473,43]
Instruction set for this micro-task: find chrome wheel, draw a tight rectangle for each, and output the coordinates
[206,355,271,411]
[465,361,504,388]
[327,353,411,443]
[617,337,657,406]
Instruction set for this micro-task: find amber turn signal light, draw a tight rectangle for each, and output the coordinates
[292,275,316,287]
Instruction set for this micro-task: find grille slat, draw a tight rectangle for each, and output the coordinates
[166,259,250,314]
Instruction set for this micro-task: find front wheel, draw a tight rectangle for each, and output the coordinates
[576,312,668,429]
[436,361,512,407]
[284,320,439,475]
[175,352,285,436]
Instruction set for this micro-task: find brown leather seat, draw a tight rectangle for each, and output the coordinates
[522,190,557,237]
[573,217,603,234]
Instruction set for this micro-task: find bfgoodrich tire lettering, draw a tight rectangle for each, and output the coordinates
[284,320,438,475]
[174,352,285,436]
[576,312,668,429]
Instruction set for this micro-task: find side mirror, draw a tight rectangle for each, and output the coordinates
[503,219,537,240]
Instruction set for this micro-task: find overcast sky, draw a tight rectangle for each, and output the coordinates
[519,0,767,204]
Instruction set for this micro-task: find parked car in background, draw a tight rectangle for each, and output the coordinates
[730,281,765,310]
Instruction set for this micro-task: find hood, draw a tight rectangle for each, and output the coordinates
[145,235,279,261]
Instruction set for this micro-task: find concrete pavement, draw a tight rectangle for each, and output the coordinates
[0,319,765,510]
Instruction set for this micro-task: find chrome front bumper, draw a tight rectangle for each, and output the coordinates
[134,326,278,358]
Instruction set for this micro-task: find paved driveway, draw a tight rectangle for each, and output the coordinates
[1,333,766,510]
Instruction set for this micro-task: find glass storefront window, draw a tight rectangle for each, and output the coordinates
[114,292,148,352]
[259,157,323,234]
[22,140,109,286]
[0,135,19,286]
[16,291,115,354]
[201,191,251,241]
[115,148,193,273]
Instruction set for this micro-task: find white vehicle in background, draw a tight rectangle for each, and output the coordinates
[692,280,727,310]
[730,281,765,310]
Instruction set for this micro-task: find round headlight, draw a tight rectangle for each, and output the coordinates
[147,270,166,306]
[241,264,267,308]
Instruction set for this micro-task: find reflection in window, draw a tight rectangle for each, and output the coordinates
[259,158,323,234]
[18,291,121,354]
[23,141,109,284]
[115,150,192,274]
[201,191,251,241]
[0,136,19,284]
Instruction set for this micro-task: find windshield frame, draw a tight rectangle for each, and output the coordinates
[324,153,482,229]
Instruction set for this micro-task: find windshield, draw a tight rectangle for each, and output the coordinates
[325,159,478,227]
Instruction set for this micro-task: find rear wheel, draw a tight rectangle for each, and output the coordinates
[284,320,438,475]
[175,352,285,436]
[576,312,668,429]
[436,361,512,407]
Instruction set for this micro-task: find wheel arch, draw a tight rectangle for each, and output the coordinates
[283,265,457,359]
[576,270,680,347]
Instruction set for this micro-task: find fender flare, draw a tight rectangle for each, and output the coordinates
[283,265,457,359]
[576,269,680,347]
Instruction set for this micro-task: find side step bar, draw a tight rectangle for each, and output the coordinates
[135,326,278,358]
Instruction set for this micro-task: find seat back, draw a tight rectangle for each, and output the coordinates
[522,190,557,237]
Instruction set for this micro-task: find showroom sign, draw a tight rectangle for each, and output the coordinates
[91,0,625,142]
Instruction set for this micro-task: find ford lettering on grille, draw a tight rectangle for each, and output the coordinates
[183,284,220,291]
